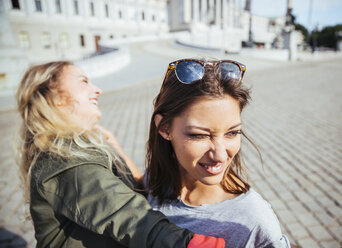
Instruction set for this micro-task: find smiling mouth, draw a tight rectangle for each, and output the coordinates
[90,98,98,105]
[199,163,225,175]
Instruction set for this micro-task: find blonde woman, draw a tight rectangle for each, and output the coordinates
[16,61,225,248]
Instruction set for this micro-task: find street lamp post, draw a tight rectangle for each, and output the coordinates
[283,0,297,61]
[245,0,253,47]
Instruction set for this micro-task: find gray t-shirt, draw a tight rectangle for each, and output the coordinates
[148,189,290,248]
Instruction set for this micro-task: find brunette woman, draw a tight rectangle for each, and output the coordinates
[146,59,291,248]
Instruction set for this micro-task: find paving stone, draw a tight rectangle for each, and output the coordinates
[276,209,298,224]
[308,225,334,242]
[269,199,287,211]
[294,190,315,204]
[327,206,342,219]
[21,230,35,245]
[285,223,310,240]
[327,191,342,203]
[278,191,296,202]
[272,183,288,193]
[315,212,339,227]
[288,201,308,214]
[297,213,320,227]
[320,240,341,248]
[306,186,325,197]
[259,189,278,201]
[305,201,325,213]
[297,238,321,248]
[328,226,342,242]
[316,195,337,208]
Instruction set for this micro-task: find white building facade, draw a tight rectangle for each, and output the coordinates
[168,0,286,52]
[0,0,168,94]
[0,0,290,94]
[1,0,168,62]
[168,0,246,52]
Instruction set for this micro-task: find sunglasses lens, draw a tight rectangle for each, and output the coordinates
[175,61,204,84]
[219,62,242,80]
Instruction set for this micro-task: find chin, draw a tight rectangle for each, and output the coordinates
[200,175,225,186]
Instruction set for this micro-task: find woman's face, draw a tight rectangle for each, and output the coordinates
[59,65,102,128]
[166,95,241,187]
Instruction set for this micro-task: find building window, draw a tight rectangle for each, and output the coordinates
[94,35,101,52]
[11,0,20,9]
[74,0,79,15]
[105,4,109,18]
[80,34,85,47]
[90,2,95,16]
[35,0,42,12]
[18,31,30,49]
[0,73,6,84]
[41,32,51,49]
[55,0,62,14]
[59,33,69,48]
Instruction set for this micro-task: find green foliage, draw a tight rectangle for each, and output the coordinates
[311,24,342,49]
[295,23,309,41]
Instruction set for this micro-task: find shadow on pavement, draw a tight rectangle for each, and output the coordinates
[0,228,27,248]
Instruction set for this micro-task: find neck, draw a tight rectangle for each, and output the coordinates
[180,180,236,206]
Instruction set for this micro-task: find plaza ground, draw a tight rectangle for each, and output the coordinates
[0,41,341,247]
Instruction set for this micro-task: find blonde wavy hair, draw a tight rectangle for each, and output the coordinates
[16,61,127,200]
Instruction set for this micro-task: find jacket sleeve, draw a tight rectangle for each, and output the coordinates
[37,162,193,248]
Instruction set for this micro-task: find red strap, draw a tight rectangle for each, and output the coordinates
[187,234,225,248]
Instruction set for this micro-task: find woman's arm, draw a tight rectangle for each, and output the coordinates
[38,162,224,248]
[95,124,143,183]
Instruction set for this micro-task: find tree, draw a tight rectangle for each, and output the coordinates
[294,23,309,41]
[309,24,342,50]
[315,24,342,49]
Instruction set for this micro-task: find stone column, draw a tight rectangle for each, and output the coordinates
[184,0,192,23]
[222,0,228,28]
[207,0,214,24]
[215,0,221,28]
[201,0,207,24]
[193,0,199,22]
[228,0,234,27]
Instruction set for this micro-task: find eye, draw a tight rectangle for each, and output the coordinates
[187,133,209,139]
[83,79,88,84]
[225,130,241,138]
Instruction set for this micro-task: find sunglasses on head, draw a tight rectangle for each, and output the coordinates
[162,59,246,86]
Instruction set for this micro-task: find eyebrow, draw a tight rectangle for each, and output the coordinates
[186,123,242,132]
[79,75,88,80]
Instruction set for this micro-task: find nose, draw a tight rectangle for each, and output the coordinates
[208,138,228,163]
[93,84,102,96]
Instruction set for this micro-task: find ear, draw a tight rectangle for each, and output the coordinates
[154,114,170,140]
[56,91,67,107]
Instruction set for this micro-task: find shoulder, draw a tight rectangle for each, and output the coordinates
[245,189,280,221]
[241,189,286,246]
[31,150,111,192]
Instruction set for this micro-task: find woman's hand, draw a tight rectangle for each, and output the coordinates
[95,124,143,184]
[95,124,120,149]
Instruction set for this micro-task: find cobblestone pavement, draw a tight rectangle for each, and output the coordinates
[0,44,341,247]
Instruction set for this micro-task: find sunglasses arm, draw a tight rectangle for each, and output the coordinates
[160,64,175,91]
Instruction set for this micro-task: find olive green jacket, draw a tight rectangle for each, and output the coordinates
[30,149,193,247]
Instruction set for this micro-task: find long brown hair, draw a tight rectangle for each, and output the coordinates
[146,62,252,204]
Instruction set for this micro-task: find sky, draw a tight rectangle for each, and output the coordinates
[250,0,342,31]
